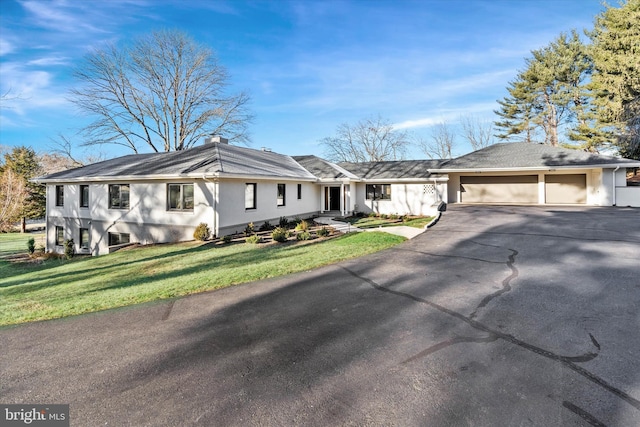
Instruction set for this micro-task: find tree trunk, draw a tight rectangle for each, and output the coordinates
[21,216,26,233]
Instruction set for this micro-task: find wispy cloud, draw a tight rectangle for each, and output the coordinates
[19,0,102,33]
[0,38,14,56]
[27,56,70,66]
[393,102,499,130]
[0,63,70,117]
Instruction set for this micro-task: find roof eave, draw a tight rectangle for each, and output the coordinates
[436,163,640,173]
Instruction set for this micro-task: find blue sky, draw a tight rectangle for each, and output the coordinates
[0,0,607,161]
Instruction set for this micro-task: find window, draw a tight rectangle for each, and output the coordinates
[80,228,90,249]
[277,183,286,206]
[55,226,64,245]
[167,184,194,211]
[108,232,130,246]
[297,184,302,200]
[55,185,64,206]
[366,184,392,200]
[80,185,89,208]
[109,184,130,209]
[245,183,257,209]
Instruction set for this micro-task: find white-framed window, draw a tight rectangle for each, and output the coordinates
[55,185,64,206]
[109,184,130,209]
[366,184,392,200]
[80,228,90,249]
[108,232,130,246]
[245,183,257,209]
[80,185,89,208]
[55,226,64,246]
[277,183,286,207]
[167,183,194,211]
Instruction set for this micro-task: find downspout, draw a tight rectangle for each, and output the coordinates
[431,177,441,202]
[612,166,620,206]
[202,175,218,237]
[340,182,345,216]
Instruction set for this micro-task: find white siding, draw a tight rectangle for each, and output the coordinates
[46,180,215,256]
[352,182,442,216]
[216,179,320,236]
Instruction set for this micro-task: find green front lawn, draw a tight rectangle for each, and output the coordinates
[0,231,405,326]
[337,215,434,229]
[0,232,45,257]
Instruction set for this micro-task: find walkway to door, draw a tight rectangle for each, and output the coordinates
[314,216,427,239]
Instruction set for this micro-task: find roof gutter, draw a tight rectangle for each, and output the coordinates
[436,163,640,173]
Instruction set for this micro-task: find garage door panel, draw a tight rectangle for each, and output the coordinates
[545,174,586,204]
[460,175,538,204]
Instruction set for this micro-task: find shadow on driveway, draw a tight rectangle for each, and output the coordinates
[1,205,639,426]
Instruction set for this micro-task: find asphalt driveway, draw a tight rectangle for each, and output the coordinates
[1,205,639,426]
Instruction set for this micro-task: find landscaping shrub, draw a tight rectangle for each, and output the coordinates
[259,221,274,232]
[245,234,262,244]
[272,226,289,242]
[27,237,35,255]
[278,216,289,228]
[317,227,330,237]
[368,212,377,218]
[244,222,255,236]
[63,239,75,260]
[222,235,232,244]
[193,223,211,241]
[295,219,309,232]
[389,213,398,220]
[296,231,311,241]
[292,217,302,226]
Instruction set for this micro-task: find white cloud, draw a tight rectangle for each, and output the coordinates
[0,38,14,56]
[19,0,104,34]
[393,102,498,130]
[27,56,70,66]
[0,62,70,117]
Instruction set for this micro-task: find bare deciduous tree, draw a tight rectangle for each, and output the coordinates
[70,29,253,153]
[48,134,105,169]
[419,121,456,159]
[321,116,410,162]
[460,114,495,151]
[0,168,28,232]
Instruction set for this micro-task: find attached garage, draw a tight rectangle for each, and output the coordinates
[545,174,586,204]
[460,175,538,204]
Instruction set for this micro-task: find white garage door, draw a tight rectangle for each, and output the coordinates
[545,174,587,204]
[460,175,539,204]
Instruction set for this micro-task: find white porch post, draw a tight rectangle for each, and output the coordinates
[320,186,325,213]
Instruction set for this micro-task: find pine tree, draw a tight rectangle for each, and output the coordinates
[495,31,592,147]
[588,0,640,159]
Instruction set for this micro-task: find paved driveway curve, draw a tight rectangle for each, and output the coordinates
[2,205,639,426]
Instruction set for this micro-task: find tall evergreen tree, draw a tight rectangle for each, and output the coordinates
[495,31,592,147]
[588,0,640,159]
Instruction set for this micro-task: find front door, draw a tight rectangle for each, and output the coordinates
[325,186,341,211]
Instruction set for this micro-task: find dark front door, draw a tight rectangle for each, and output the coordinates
[325,186,341,211]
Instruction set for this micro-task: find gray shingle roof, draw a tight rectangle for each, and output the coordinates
[292,155,359,180]
[439,142,640,170]
[37,143,317,182]
[338,160,444,180]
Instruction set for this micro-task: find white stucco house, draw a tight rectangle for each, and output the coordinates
[35,138,640,256]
